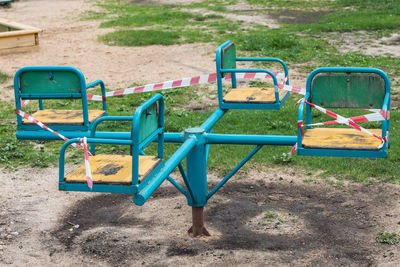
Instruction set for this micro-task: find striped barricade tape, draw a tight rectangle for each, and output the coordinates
[78,137,93,189]
[16,109,83,149]
[86,72,286,101]
[21,100,33,108]
[17,109,94,189]
[303,99,386,145]
[305,111,388,127]
[289,100,387,155]
[277,83,306,95]
[19,72,286,106]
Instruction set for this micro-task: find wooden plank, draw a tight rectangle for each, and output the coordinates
[0,33,36,50]
[223,87,287,103]
[22,109,106,125]
[65,154,162,184]
[302,128,383,150]
[0,18,41,31]
[0,29,41,38]
[0,18,41,50]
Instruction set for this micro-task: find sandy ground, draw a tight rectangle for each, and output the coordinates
[1,0,400,266]
[1,165,400,266]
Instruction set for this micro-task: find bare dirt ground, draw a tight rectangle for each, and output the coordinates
[334,32,400,58]
[1,0,400,266]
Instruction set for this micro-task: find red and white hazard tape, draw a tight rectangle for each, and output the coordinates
[78,137,93,189]
[86,72,286,101]
[16,109,83,149]
[289,143,297,155]
[306,110,388,126]
[302,99,386,144]
[278,83,306,95]
[17,109,94,189]
[289,100,388,155]
[19,72,296,106]
[21,100,33,108]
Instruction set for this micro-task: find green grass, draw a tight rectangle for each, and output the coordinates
[246,0,335,9]
[183,0,238,12]
[0,103,59,168]
[290,10,400,33]
[0,71,10,84]
[232,31,326,63]
[99,10,211,28]
[87,0,400,82]
[91,0,243,46]
[376,230,400,245]
[100,30,182,46]
[6,84,400,184]
[4,0,400,185]
[265,210,277,220]
[250,0,400,33]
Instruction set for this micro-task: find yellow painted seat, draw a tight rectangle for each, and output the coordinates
[223,87,287,103]
[65,154,162,184]
[22,109,106,125]
[302,128,382,150]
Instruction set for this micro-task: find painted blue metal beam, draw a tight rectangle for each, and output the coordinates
[166,176,188,197]
[200,108,226,132]
[205,133,297,145]
[17,131,185,143]
[133,137,197,206]
[207,145,263,200]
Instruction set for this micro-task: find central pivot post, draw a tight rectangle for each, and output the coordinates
[184,127,210,237]
[188,207,210,236]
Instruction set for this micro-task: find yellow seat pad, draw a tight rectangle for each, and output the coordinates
[223,87,287,103]
[65,154,162,184]
[22,109,105,125]
[302,128,383,150]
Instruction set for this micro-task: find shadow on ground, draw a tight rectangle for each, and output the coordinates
[51,179,389,266]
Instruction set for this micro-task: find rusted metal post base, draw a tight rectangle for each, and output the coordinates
[188,207,210,237]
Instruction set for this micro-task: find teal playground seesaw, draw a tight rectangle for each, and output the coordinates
[14,41,391,236]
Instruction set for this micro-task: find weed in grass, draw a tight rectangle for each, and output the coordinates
[246,0,335,9]
[376,230,400,245]
[275,217,284,225]
[94,0,237,45]
[100,30,181,46]
[100,10,206,28]
[334,181,344,190]
[233,31,326,63]
[183,0,237,12]
[291,10,400,33]
[249,81,270,88]
[265,210,277,221]
[346,187,353,194]
[0,137,24,164]
[264,210,284,226]
[272,153,292,164]
[80,10,109,21]
[0,71,10,84]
